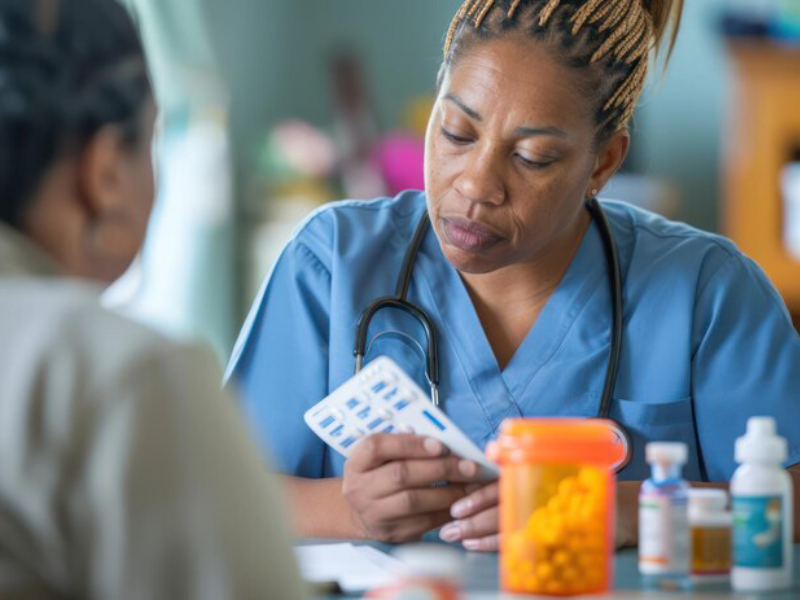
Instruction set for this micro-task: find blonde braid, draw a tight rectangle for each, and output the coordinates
[591,2,640,62]
[538,0,561,26]
[475,0,496,27]
[569,0,605,35]
[508,0,524,19]
[444,0,476,59]
[443,0,663,132]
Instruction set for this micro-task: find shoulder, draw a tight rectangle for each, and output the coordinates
[0,279,214,399]
[287,190,427,271]
[602,200,746,284]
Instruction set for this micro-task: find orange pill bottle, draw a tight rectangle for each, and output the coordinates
[488,419,622,596]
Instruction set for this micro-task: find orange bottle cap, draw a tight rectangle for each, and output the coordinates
[487,418,624,466]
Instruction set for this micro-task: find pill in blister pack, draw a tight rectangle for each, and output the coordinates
[304,357,499,478]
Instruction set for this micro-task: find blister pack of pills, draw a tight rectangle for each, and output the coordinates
[304,356,498,479]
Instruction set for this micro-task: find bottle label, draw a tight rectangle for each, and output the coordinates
[733,495,784,569]
[639,493,689,573]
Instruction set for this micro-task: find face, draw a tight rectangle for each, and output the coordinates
[425,35,625,275]
[82,95,157,284]
[104,96,157,279]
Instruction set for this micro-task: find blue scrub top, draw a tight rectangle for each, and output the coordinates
[226,191,800,483]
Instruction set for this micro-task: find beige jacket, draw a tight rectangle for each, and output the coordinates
[0,224,306,600]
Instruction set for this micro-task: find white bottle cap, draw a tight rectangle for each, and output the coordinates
[735,417,788,464]
[645,441,688,465]
[688,488,728,514]
[392,544,463,582]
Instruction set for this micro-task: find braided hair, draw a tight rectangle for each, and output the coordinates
[442,0,683,143]
[0,0,150,228]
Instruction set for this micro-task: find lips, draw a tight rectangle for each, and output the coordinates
[441,216,504,252]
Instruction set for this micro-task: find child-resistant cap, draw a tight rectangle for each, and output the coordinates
[645,441,688,465]
[735,416,787,464]
[487,418,623,466]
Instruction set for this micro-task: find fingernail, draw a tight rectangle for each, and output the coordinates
[463,539,481,551]
[451,497,472,518]
[458,459,477,477]
[424,438,442,455]
[439,522,461,543]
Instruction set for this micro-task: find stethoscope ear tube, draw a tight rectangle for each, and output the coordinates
[353,296,441,405]
[586,197,631,473]
[353,201,630,460]
[586,197,623,421]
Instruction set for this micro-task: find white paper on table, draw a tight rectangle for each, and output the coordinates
[294,543,407,593]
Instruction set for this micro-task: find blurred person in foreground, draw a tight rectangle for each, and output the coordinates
[0,0,306,597]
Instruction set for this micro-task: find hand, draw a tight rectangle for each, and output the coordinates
[438,480,500,552]
[342,434,480,543]
[615,481,642,549]
[438,480,642,552]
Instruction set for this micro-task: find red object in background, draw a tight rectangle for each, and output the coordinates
[374,133,426,196]
[364,578,459,600]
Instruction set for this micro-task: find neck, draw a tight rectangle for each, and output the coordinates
[460,207,591,310]
[460,207,591,370]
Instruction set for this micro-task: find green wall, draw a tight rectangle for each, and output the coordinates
[205,1,728,231]
[204,0,461,174]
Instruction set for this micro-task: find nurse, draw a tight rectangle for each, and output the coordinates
[228,0,800,550]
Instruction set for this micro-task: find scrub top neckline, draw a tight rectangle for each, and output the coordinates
[414,208,608,433]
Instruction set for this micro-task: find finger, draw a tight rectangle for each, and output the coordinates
[373,485,469,520]
[450,481,499,518]
[371,510,454,544]
[463,534,501,552]
[439,506,499,543]
[347,434,447,472]
[368,457,481,498]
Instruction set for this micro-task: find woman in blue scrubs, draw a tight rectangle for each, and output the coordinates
[228,0,800,549]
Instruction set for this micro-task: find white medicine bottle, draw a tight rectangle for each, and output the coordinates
[731,416,794,592]
[639,442,690,585]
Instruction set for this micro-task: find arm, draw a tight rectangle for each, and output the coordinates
[227,232,482,542]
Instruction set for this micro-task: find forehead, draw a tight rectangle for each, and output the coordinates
[441,35,593,130]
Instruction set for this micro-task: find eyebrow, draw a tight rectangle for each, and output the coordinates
[443,93,569,139]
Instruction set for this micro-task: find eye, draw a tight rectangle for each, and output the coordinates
[514,153,554,170]
[440,127,473,145]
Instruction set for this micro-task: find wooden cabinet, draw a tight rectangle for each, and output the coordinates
[723,43,800,319]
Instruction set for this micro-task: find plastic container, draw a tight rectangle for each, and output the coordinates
[731,417,794,592]
[688,489,732,585]
[488,419,621,596]
[638,442,690,587]
[782,161,800,260]
[365,544,462,600]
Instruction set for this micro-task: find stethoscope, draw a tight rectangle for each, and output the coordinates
[354,197,633,472]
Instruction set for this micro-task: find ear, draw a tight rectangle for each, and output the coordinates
[588,130,630,196]
[76,125,130,220]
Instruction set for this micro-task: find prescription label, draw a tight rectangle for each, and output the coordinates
[639,493,689,574]
[733,496,783,569]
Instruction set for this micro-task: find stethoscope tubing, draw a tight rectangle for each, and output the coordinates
[353,198,631,471]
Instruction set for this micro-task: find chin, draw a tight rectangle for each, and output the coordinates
[441,244,501,275]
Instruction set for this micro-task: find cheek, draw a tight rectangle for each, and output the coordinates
[509,167,590,238]
[134,151,155,216]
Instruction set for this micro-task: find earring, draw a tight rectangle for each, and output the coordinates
[589,188,598,198]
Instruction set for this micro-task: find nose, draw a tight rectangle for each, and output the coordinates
[453,147,506,207]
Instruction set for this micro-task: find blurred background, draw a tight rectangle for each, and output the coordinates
[108,0,800,365]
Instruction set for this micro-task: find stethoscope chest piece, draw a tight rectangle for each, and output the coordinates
[603,418,633,473]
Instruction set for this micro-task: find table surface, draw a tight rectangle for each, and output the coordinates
[309,541,800,599]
